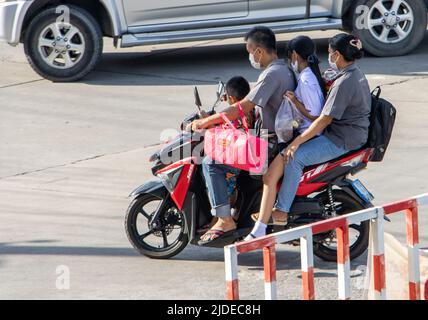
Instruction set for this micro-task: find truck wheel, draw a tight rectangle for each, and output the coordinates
[351,0,427,56]
[24,6,103,82]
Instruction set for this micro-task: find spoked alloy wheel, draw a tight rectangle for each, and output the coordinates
[352,0,427,56]
[38,22,86,69]
[367,0,414,44]
[125,194,189,259]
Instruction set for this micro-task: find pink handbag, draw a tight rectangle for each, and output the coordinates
[204,103,268,174]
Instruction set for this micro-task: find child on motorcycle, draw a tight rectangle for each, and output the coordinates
[197,76,253,234]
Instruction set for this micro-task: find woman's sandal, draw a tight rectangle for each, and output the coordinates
[251,212,288,226]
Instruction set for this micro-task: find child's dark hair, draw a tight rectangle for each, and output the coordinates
[287,35,326,97]
[329,33,364,62]
[226,76,251,101]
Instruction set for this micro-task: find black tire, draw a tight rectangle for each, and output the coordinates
[350,0,427,56]
[24,6,103,82]
[125,194,189,259]
[313,190,370,262]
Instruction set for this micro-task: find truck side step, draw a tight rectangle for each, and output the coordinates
[120,17,342,48]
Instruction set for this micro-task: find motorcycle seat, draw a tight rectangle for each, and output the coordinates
[244,146,370,181]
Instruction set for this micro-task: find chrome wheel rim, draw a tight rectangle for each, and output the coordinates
[368,0,414,44]
[37,22,85,69]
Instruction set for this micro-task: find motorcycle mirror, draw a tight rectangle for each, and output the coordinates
[211,81,225,112]
[216,81,225,100]
[194,86,202,111]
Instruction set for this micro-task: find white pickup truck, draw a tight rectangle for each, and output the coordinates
[0,0,426,82]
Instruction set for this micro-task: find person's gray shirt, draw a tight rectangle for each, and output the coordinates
[322,64,371,151]
[246,59,296,133]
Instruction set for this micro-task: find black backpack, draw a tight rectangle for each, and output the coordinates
[366,86,397,162]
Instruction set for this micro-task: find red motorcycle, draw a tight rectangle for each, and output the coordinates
[125,84,378,261]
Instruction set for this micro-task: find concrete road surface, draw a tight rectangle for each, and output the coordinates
[1,29,428,300]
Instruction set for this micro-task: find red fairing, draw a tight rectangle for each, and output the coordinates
[171,163,196,209]
[296,182,328,196]
[156,157,197,210]
[296,149,371,196]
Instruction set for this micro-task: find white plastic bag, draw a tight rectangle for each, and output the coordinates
[275,98,302,143]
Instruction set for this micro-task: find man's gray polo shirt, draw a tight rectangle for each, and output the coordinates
[246,59,296,133]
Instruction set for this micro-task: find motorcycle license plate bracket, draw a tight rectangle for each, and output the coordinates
[350,179,374,204]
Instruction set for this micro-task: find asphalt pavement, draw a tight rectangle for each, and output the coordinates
[1,30,428,299]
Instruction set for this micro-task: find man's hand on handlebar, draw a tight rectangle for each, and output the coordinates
[185,108,219,132]
[183,109,208,132]
[199,109,209,119]
[185,119,205,132]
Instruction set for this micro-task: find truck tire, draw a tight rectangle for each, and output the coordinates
[350,0,427,56]
[24,6,103,82]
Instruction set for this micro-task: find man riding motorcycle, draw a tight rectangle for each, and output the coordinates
[189,26,296,246]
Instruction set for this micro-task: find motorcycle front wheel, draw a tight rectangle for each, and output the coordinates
[125,193,189,259]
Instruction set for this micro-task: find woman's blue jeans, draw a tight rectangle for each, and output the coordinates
[275,135,350,213]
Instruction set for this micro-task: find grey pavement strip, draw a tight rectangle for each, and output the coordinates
[0,78,44,89]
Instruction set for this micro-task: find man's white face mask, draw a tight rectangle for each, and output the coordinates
[249,49,262,70]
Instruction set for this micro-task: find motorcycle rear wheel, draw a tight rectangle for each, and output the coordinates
[125,193,189,259]
[313,190,370,262]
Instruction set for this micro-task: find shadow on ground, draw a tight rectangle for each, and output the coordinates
[0,241,368,273]
[0,244,137,257]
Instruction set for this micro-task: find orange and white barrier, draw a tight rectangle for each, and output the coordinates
[224,193,428,300]
[365,232,428,300]
[425,279,428,300]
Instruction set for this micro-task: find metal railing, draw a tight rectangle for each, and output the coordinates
[224,193,428,300]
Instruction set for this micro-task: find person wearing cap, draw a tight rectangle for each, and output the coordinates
[246,33,372,240]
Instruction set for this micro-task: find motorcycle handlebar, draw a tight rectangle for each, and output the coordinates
[180,110,216,131]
